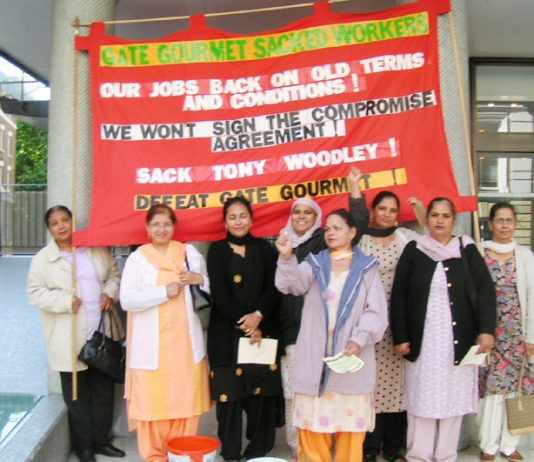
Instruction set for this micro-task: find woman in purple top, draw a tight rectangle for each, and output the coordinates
[276,208,387,462]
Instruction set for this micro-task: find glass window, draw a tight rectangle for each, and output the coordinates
[475,65,534,134]
[473,60,534,248]
[0,55,50,101]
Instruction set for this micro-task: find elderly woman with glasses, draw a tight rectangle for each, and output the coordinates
[478,203,534,462]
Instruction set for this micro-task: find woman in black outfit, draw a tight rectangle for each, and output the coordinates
[207,196,282,462]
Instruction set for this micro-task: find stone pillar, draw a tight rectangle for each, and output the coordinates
[47,0,115,228]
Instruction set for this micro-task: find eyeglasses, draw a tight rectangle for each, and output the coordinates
[150,222,174,229]
[492,218,515,225]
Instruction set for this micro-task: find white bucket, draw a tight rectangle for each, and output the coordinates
[247,458,288,462]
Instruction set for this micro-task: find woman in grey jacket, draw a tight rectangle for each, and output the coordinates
[276,208,387,462]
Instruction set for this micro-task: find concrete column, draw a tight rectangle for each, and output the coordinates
[47,0,115,228]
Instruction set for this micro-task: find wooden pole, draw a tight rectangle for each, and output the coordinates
[448,10,481,243]
[70,17,80,401]
[74,0,351,27]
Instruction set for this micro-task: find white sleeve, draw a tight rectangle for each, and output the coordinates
[119,251,168,312]
[186,244,210,294]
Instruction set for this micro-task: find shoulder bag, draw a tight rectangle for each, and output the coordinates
[505,354,534,435]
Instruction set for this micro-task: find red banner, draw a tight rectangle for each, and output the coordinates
[74,0,473,246]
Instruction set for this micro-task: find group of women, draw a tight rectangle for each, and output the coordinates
[27,168,534,462]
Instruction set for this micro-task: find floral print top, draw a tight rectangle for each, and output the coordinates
[480,252,534,396]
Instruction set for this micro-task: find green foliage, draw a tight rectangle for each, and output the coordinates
[15,120,47,190]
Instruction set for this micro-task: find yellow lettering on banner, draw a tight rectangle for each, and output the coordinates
[133,168,407,210]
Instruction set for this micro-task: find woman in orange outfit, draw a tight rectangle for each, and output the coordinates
[120,204,211,462]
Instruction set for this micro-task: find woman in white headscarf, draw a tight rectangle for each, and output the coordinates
[279,167,369,459]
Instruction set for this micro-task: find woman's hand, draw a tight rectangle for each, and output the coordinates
[477,333,495,354]
[99,293,114,312]
[249,328,263,345]
[178,270,203,286]
[275,229,292,260]
[166,281,183,298]
[344,341,361,356]
[72,295,81,314]
[394,342,411,356]
[525,342,534,357]
[238,311,262,334]
[348,167,363,198]
[408,196,427,228]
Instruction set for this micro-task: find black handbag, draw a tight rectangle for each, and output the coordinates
[185,258,211,311]
[190,284,211,311]
[78,311,126,384]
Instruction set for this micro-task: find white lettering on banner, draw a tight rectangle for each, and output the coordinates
[283,145,379,170]
[212,160,267,181]
[136,167,193,184]
[360,53,425,74]
[99,82,141,98]
[209,77,263,94]
[148,80,200,97]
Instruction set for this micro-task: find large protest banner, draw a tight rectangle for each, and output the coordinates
[74,0,474,245]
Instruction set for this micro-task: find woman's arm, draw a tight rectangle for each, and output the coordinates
[27,253,73,314]
[390,243,415,348]
[252,241,280,319]
[98,247,120,301]
[119,251,169,312]
[466,244,497,337]
[348,168,369,242]
[519,247,534,347]
[407,197,427,229]
[275,232,314,296]
[348,267,388,351]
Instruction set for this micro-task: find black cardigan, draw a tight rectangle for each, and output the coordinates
[390,240,496,364]
[206,237,280,368]
[279,195,370,349]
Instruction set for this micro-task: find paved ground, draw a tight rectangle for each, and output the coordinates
[1,255,533,461]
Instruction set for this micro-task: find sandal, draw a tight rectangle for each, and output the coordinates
[500,451,523,462]
[480,452,495,461]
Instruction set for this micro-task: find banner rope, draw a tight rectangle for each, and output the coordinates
[71,17,80,400]
[74,0,351,27]
[448,9,481,243]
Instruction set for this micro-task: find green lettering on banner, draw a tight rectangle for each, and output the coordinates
[99,12,429,67]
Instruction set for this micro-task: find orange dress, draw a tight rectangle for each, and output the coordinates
[125,241,210,428]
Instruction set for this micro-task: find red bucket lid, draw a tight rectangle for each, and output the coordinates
[167,436,220,455]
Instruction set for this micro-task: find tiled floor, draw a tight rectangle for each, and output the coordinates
[66,430,534,462]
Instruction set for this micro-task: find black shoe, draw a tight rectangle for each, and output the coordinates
[94,443,126,458]
[76,449,96,462]
[364,453,377,462]
[385,454,407,462]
